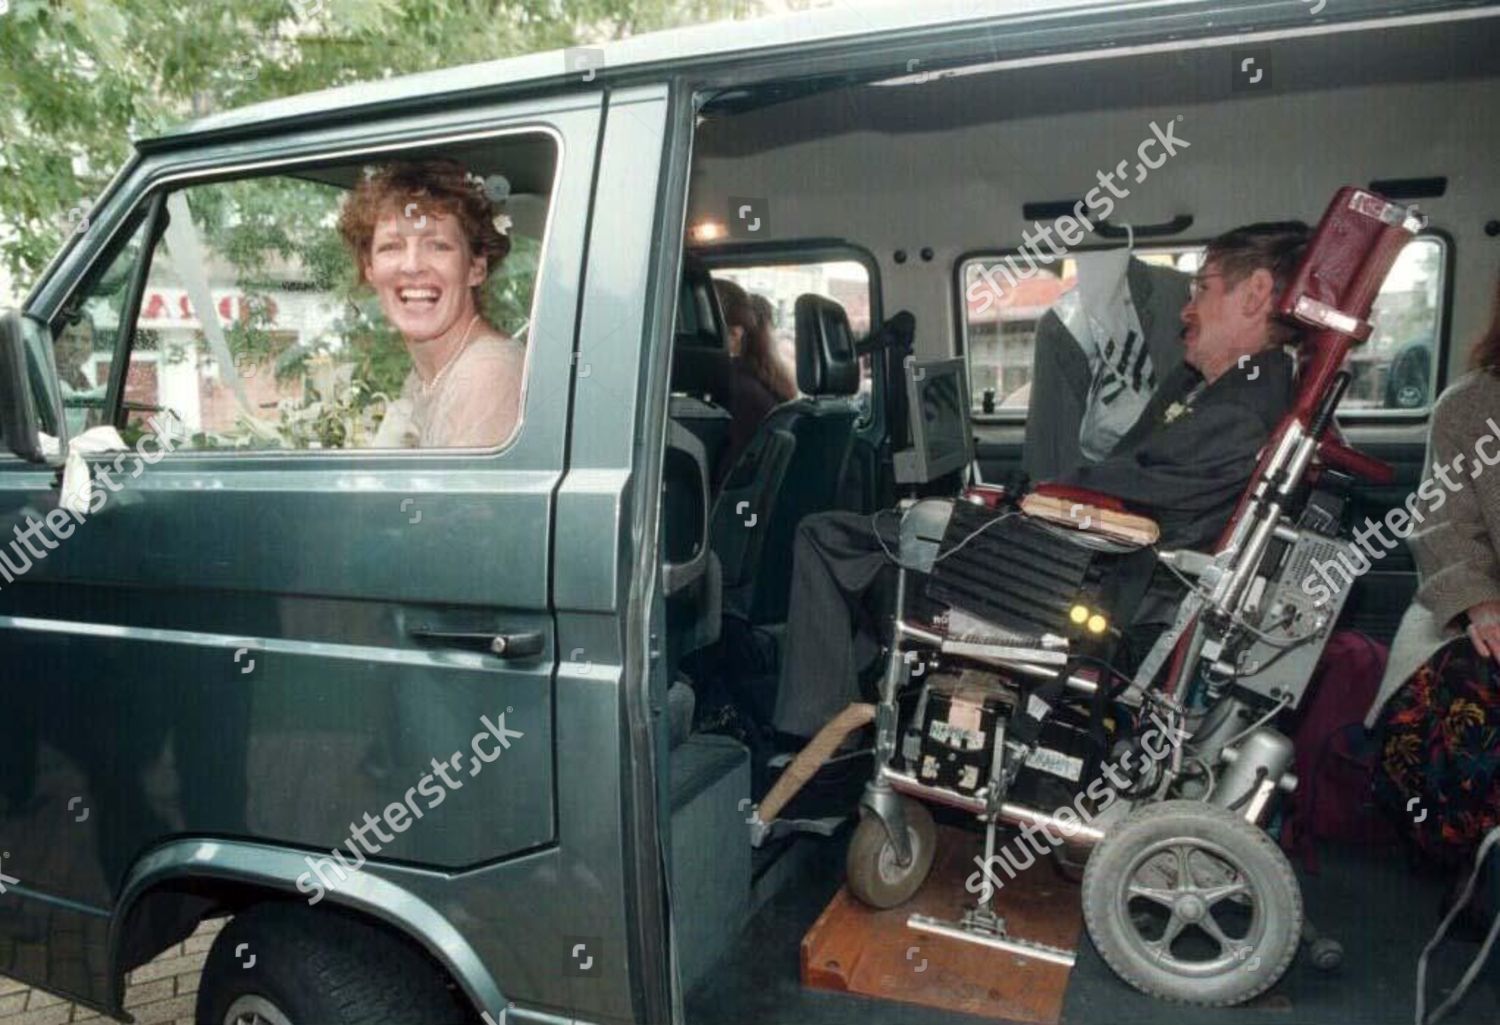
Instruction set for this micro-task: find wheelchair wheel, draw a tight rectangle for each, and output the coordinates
[846,797,936,909]
[1081,800,1302,1006]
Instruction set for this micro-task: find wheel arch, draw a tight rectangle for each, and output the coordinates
[108,838,507,1020]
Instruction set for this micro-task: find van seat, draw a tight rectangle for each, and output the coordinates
[670,733,751,991]
[718,294,862,624]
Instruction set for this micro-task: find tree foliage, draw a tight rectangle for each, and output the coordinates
[0,0,753,285]
[2,0,752,450]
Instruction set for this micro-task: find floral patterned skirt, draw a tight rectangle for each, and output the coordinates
[1373,639,1500,866]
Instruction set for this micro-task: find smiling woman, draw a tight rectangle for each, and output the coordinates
[337,159,526,449]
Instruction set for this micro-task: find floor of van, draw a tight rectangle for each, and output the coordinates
[685,830,1499,1025]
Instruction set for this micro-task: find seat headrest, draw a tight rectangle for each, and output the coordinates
[671,255,731,404]
[673,343,731,404]
[794,294,859,397]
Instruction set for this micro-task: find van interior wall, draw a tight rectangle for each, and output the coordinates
[689,21,1500,387]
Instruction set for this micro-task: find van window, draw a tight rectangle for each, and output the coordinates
[711,259,873,405]
[55,220,152,437]
[67,144,556,451]
[960,236,1447,418]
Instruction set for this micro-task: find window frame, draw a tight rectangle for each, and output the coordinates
[693,237,884,423]
[953,230,1455,426]
[42,122,567,460]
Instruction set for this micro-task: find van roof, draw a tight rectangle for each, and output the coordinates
[144,0,1142,146]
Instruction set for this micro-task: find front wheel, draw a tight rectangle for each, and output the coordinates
[197,904,469,1025]
[1081,800,1302,1006]
[846,797,937,909]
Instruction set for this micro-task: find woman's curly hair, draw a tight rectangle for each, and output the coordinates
[337,159,510,303]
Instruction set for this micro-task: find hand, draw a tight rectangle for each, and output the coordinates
[1465,600,1500,663]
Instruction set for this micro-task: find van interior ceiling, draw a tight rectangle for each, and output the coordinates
[660,11,1500,1025]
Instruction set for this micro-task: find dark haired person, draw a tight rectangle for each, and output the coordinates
[715,278,798,483]
[337,159,523,448]
[1368,269,1500,840]
[773,222,1311,739]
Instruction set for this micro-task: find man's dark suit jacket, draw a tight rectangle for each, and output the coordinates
[1061,348,1295,551]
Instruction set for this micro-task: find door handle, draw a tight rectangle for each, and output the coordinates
[409,628,545,658]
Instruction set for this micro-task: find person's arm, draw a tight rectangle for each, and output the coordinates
[1061,400,1268,532]
[429,341,525,449]
[1409,401,1500,657]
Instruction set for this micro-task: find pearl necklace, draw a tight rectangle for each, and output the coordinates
[419,314,483,396]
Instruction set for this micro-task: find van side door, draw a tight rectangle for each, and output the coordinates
[0,94,597,1011]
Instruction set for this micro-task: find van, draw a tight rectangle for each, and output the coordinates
[1,1,1497,1023]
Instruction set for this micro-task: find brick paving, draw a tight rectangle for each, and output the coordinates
[0,918,223,1025]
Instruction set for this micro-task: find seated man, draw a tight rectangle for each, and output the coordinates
[772,222,1310,740]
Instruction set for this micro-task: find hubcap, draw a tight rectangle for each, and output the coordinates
[876,826,921,884]
[1118,836,1260,976]
[225,994,294,1025]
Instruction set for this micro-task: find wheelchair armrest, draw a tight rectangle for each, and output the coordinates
[1317,436,1395,485]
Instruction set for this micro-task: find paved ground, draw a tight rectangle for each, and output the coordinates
[0,918,222,1025]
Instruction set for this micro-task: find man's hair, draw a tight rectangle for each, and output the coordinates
[1204,221,1311,345]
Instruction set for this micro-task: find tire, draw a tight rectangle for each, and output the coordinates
[196,904,469,1025]
[1081,800,1302,1006]
[845,797,937,909]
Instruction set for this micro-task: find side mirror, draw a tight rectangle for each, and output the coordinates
[0,309,65,464]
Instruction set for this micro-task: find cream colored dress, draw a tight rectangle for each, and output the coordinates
[371,334,526,449]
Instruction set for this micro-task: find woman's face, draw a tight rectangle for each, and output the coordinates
[363,206,487,343]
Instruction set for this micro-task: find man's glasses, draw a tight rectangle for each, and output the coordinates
[1189,270,1224,301]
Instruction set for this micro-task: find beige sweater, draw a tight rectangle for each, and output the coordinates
[1365,370,1500,726]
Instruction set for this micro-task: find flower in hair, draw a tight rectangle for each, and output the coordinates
[484,174,511,203]
[493,212,513,237]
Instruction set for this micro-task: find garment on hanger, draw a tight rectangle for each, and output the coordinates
[1022,254,1190,480]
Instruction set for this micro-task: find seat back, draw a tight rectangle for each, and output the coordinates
[727,294,863,624]
[672,255,734,485]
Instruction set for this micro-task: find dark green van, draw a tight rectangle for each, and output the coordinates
[2,1,1498,1023]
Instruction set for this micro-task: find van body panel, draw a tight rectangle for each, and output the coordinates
[0,92,606,1006]
[553,82,684,1025]
[109,838,510,1019]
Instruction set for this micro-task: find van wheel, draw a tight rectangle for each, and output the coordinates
[196,904,468,1025]
[846,797,936,909]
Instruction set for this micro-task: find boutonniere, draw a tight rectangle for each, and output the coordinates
[1163,401,1192,425]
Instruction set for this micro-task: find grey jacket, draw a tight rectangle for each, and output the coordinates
[1023,257,1190,480]
[1366,371,1500,726]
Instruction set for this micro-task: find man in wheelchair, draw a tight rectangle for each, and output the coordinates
[756,193,1425,1007]
[774,221,1311,740]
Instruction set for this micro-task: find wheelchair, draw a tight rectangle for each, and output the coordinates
[752,187,1424,1006]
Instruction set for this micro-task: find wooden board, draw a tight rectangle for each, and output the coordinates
[802,826,1083,1023]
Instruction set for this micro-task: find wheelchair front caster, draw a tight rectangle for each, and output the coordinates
[1081,801,1303,1006]
[1308,936,1343,971]
[1301,920,1344,971]
[846,796,936,909]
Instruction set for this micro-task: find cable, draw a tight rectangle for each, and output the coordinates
[1158,557,1322,651]
[1417,825,1500,1025]
[1220,695,1292,752]
[870,505,1020,571]
[1180,752,1218,801]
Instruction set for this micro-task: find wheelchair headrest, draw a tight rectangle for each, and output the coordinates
[794,294,859,397]
[1277,187,1427,424]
